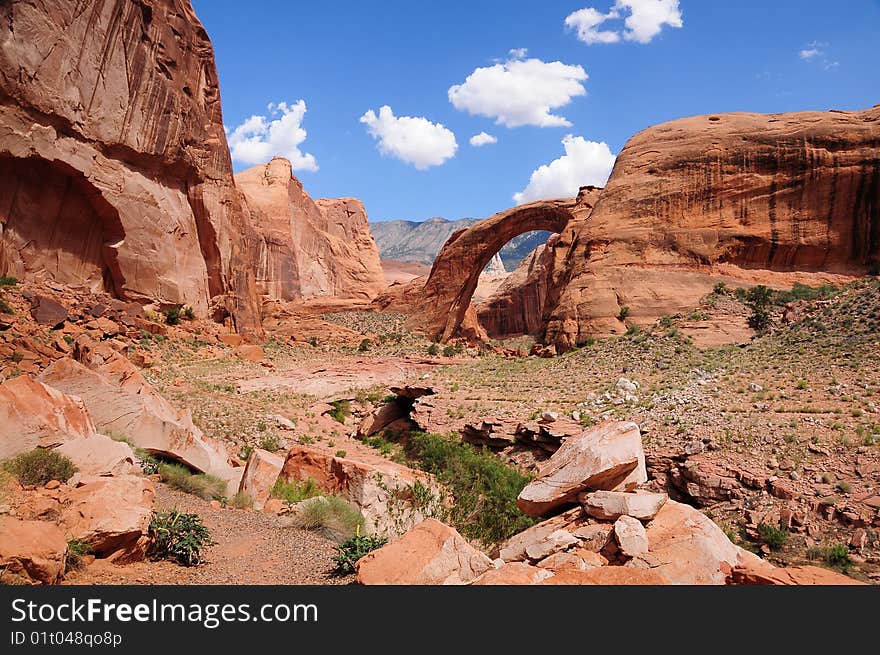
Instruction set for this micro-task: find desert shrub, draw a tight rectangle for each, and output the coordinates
[271,477,322,504]
[757,522,789,550]
[3,449,77,486]
[331,531,387,574]
[158,462,226,500]
[162,305,182,325]
[229,492,254,509]
[774,282,839,305]
[713,281,728,295]
[182,306,196,320]
[0,276,18,286]
[404,432,537,545]
[291,495,364,542]
[0,297,12,314]
[327,399,351,424]
[427,343,439,356]
[442,344,456,357]
[807,543,853,573]
[335,450,347,458]
[746,285,774,331]
[148,510,211,567]
[358,338,372,352]
[618,305,630,320]
[308,336,319,347]
[65,539,92,572]
[257,433,280,452]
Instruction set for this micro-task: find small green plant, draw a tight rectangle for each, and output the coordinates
[618,305,630,320]
[835,481,852,494]
[0,276,18,286]
[271,477,322,504]
[0,297,12,314]
[257,433,281,452]
[331,529,388,574]
[163,306,182,326]
[229,491,254,509]
[358,338,372,352]
[3,449,77,486]
[292,495,365,541]
[158,462,226,500]
[182,306,196,321]
[746,285,774,331]
[327,399,351,424]
[335,450,347,458]
[757,522,789,550]
[713,281,728,295]
[807,543,853,573]
[238,444,254,461]
[308,336,319,347]
[65,539,92,572]
[442,344,456,357]
[148,510,211,567]
[427,343,440,356]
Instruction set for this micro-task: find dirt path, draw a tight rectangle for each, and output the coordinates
[66,484,353,585]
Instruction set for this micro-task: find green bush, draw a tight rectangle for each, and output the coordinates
[358,338,372,352]
[182,306,196,321]
[807,543,853,573]
[0,276,18,287]
[442,344,456,357]
[404,432,537,545]
[163,306,182,325]
[327,400,351,424]
[746,285,774,331]
[158,462,226,500]
[271,477,322,504]
[3,449,77,486]
[148,510,211,566]
[0,297,12,314]
[291,495,365,542]
[757,522,789,550]
[229,491,253,509]
[257,433,280,452]
[713,281,728,295]
[427,343,439,356]
[618,305,630,320]
[331,532,388,574]
[65,539,92,572]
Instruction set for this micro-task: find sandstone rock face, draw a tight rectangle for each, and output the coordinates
[470,562,553,585]
[60,475,154,559]
[0,517,68,584]
[728,560,864,585]
[0,0,262,336]
[55,433,136,477]
[582,491,668,521]
[39,357,231,477]
[280,445,440,536]
[238,448,284,510]
[356,519,493,585]
[544,107,880,350]
[625,500,744,584]
[516,421,647,517]
[0,375,99,458]
[236,158,385,301]
[540,567,668,585]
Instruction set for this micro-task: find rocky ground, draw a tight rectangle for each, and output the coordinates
[1,276,878,584]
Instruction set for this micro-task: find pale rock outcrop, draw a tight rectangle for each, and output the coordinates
[728,560,864,585]
[613,515,649,558]
[516,421,647,517]
[540,567,668,585]
[238,448,284,509]
[0,517,68,584]
[582,490,668,521]
[0,375,98,458]
[470,562,554,585]
[55,433,136,477]
[59,475,154,559]
[356,519,492,585]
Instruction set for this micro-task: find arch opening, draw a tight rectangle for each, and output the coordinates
[0,155,126,296]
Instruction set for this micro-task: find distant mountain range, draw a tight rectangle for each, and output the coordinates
[370,217,550,270]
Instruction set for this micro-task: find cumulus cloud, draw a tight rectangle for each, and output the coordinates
[800,41,838,70]
[226,100,318,171]
[508,47,529,59]
[359,105,458,170]
[513,135,616,204]
[565,1,683,45]
[448,56,588,128]
[469,132,498,147]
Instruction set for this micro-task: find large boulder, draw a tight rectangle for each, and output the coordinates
[582,490,668,521]
[728,560,864,586]
[470,562,554,585]
[39,357,231,477]
[0,517,68,584]
[497,507,585,562]
[356,519,493,585]
[236,158,385,301]
[238,448,284,509]
[280,445,440,536]
[0,0,262,336]
[0,375,99,458]
[55,433,136,477]
[59,475,155,560]
[625,500,746,584]
[516,421,647,517]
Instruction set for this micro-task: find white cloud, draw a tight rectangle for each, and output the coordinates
[359,105,458,170]
[565,1,683,45]
[800,41,838,70]
[448,57,588,128]
[226,100,318,171]
[509,47,529,59]
[513,135,616,204]
[469,132,498,147]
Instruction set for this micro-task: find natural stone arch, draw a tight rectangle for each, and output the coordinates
[410,198,579,342]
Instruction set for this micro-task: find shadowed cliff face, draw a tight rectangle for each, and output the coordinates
[0,0,263,337]
[543,106,880,351]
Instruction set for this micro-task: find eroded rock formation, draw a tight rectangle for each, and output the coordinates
[0,0,262,336]
[236,157,385,301]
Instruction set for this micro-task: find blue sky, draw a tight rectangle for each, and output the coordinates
[193,0,880,222]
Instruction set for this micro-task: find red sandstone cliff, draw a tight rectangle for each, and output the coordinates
[236,157,385,301]
[0,0,262,336]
